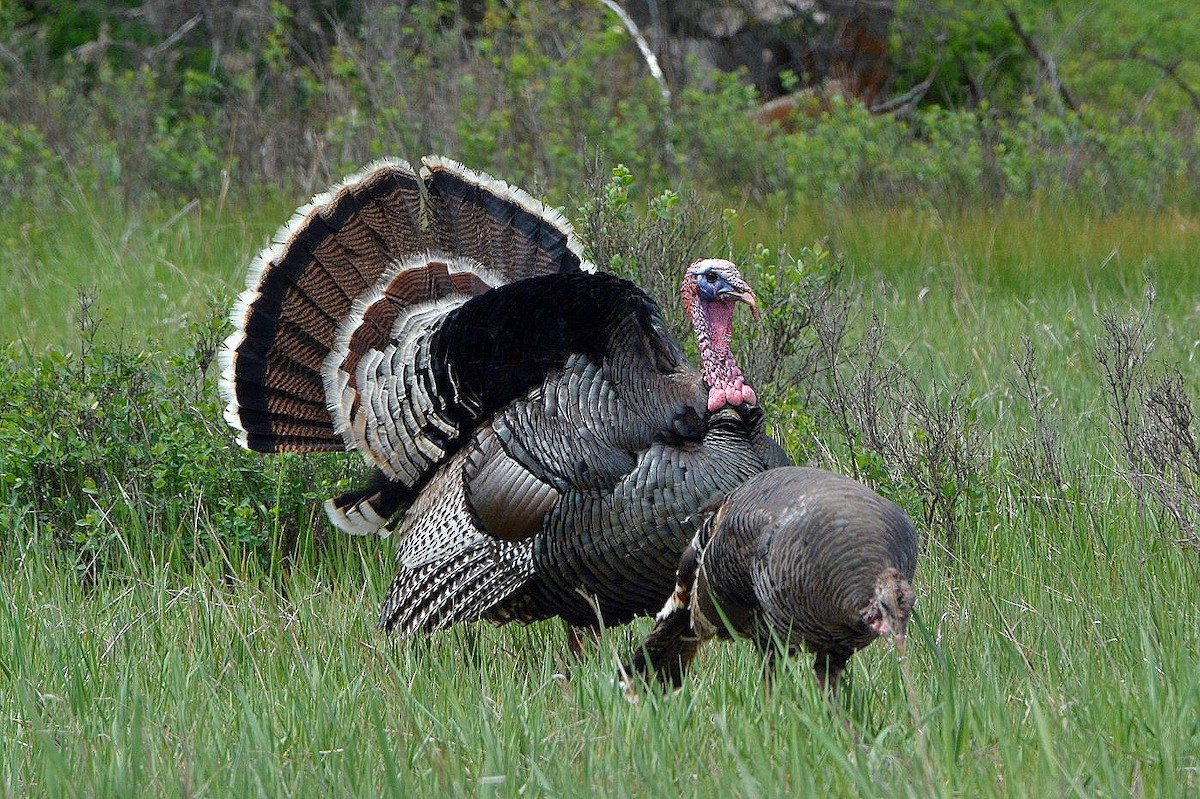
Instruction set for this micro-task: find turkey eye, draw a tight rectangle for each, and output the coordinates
[705,272,719,283]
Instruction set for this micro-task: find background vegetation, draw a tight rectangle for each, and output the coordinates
[2,1,1198,796]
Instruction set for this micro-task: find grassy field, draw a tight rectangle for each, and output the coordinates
[2,187,1199,797]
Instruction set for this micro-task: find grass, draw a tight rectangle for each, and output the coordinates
[0,190,287,352]
[4,501,1197,796]
[2,187,1200,796]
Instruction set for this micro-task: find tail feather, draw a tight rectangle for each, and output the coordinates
[324,471,414,536]
[323,258,497,482]
[221,155,593,465]
[421,155,590,280]
[225,339,330,399]
[232,409,341,448]
[221,158,428,452]
[379,542,533,637]
[221,374,328,418]
[328,256,502,402]
[329,162,429,262]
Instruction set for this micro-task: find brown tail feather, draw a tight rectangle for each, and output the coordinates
[421,155,589,280]
[221,155,594,458]
[221,158,428,452]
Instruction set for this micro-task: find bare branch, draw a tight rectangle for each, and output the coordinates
[598,0,671,105]
[1002,4,1077,112]
[1126,50,1200,116]
[871,65,939,115]
[146,13,203,61]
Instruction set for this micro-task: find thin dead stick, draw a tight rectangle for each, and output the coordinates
[1002,4,1077,112]
[1125,51,1200,116]
[872,66,940,115]
[147,13,203,60]
[597,0,671,105]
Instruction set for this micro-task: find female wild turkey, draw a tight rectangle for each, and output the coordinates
[626,466,918,693]
[219,155,789,637]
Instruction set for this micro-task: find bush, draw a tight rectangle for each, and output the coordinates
[0,121,64,202]
[3,0,1196,210]
[0,301,349,578]
[760,100,1191,209]
[1095,287,1200,551]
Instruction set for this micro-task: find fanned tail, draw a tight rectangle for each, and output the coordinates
[219,155,595,534]
[220,155,594,455]
[220,159,429,452]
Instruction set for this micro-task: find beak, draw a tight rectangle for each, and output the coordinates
[728,290,759,321]
[891,615,909,656]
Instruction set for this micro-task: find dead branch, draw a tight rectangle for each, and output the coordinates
[1002,4,1077,112]
[871,65,940,115]
[1126,50,1200,117]
[146,13,203,61]
[598,0,671,105]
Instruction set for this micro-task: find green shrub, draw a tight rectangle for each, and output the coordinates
[0,121,63,202]
[0,304,350,577]
[675,71,783,196]
[763,101,1191,208]
[1,0,1197,209]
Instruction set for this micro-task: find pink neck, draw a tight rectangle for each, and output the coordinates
[686,289,756,411]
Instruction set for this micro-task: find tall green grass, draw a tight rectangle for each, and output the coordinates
[0,191,291,352]
[4,498,1196,796]
[2,192,1199,796]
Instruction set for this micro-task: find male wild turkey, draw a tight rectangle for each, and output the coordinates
[219,155,789,637]
[626,466,918,693]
